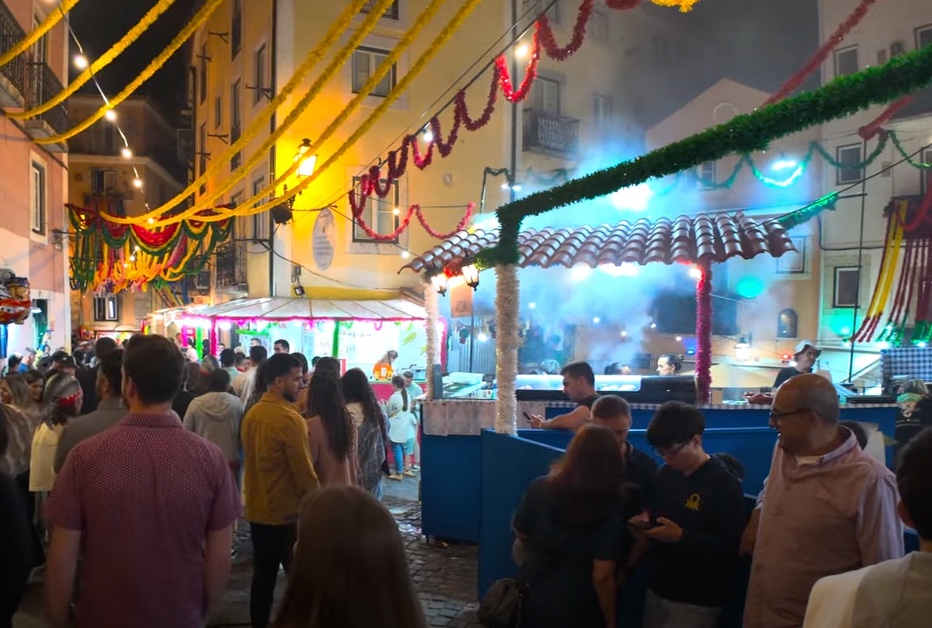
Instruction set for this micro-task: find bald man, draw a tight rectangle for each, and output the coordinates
[743,374,904,628]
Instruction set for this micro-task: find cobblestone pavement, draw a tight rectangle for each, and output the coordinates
[12,474,481,627]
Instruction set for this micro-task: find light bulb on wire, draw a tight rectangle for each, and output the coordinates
[132,177,143,189]
[515,43,529,58]
[73,54,88,70]
[104,110,117,122]
[421,127,434,143]
[120,147,132,159]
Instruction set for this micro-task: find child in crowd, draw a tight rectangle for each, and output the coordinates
[386,375,418,481]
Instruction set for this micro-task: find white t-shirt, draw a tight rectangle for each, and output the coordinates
[803,552,932,628]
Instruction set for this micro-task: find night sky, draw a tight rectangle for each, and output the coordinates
[68,0,818,124]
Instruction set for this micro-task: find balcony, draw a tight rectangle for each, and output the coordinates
[523,109,580,158]
[0,0,25,107]
[215,243,247,291]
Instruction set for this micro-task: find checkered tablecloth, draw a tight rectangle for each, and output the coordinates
[881,347,932,383]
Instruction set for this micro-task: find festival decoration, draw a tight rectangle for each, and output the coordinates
[34,0,224,144]
[695,263,713,404]
[0,0,80,67]
[351,203,475,242]
[424,279,440,399]
[478,43,932,267]
[68,200,232,293]
[775,192,839,231]
[496,32,541,103]
[97,0,378,225]
[8,0,178,118]
[0,269,31,326]
[494,264,520,434]
[649,0,701,11]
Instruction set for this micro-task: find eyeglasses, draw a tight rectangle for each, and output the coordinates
[651,442,688,459]
[769,408,804,422]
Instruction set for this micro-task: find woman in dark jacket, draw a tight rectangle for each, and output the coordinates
[512,424,628,628]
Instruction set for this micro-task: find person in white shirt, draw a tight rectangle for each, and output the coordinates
[233,345,267,404]
[803,427,931,628]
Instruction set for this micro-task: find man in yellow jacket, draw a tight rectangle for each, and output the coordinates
[240,352,319,628]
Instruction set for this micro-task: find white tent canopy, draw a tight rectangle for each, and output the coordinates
[182,297,426,321]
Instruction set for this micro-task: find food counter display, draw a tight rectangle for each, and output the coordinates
[419,397,898,544]
[515,374,697,405]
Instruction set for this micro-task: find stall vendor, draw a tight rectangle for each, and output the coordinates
[528,361,599,430]
[656,354,683,376]
[773,340,821,388]
[372,350,398,381]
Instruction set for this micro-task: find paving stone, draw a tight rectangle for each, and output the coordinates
[12,474,483,628]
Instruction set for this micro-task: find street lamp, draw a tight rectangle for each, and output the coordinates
[461,260,480,290]
[295,138,317,177]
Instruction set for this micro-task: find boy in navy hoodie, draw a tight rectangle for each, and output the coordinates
[630,401,747,628]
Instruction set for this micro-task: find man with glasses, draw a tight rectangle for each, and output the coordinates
[743,374,903,628]
[630,402,746,628]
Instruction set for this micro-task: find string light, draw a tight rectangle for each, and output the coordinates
[56,7,145,195]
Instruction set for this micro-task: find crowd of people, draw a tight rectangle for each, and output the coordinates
[502,360,930,628]
[0,333,429,628]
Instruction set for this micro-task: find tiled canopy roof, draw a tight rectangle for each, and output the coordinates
[400,211,797,273]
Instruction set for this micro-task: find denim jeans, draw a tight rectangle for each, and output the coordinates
[391,439,415,474]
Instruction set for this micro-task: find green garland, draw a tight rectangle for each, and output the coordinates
[479,44,932,267]
[776,192,839,231]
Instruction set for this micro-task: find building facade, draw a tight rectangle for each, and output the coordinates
[66,95,186,337]
[817,0,932,349]
[0,0,71,356]
[187,0,696,305]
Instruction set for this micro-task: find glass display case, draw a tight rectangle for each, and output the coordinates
[515,374,697,404]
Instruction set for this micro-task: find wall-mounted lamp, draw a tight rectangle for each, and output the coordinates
[461,260,480,291]
[734,336,752,361]
[295,138,317,178]
[430,273,447,296]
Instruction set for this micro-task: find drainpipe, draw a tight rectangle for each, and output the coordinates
[268,0,278,297]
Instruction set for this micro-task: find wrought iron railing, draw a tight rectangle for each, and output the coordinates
[0,0,26,97]
[215,243,247,289]
[24,61,69,135]
[523,109,580,157]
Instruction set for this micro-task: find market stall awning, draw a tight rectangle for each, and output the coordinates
[399,211,796,273]
[182,297,426,322]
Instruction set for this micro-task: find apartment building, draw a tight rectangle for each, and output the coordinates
[66,95,186,337]
[0,0,71,355]
[817,0,932,345]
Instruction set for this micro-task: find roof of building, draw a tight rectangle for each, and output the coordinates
[399,211,796,274]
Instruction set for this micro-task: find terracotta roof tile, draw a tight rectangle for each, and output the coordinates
[400,211,796,274]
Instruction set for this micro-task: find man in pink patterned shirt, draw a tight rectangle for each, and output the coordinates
[45,334,241,628]
[742,374,904,628]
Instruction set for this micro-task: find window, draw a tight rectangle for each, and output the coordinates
[214,95,222,129]
[90,169,116,194]
[835,144,863,184]
[231,80,242,169]
[199,43,208,103]
[590,11,609,44]
[352,47,395,97]
[834,46,858,77]
[361,0,399,19]
[198,122,208,177]
[916,24,932,49]
[532,77,561,115]
[231,0,243,58]
[592,94,612,130]
[252,176,269,240]
[231,192,250,240]
[697,161,716,188]
[834,266,860,308]
[30,13,47,64]
[777,309,798,339]
[93,295,119,322]
[253,45,266,104]
[352,176,399,242]
[30,161,45,235]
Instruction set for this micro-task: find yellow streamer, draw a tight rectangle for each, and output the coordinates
[186,0,485,224]
[33,0,222,144]
[8,0,177,119]
[0,0,80,68]
[649,0,702,12]
[866,202,905,319]
[97,0,377,225]
[155,0,449,226]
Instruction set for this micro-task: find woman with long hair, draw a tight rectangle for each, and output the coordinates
[511,424,628,628]
[305,373,357,486]
[172,362,206,418]
[386,375,417,481]
[23,370,44,405]
[244,361,268,415]
[1,374,41,422]
[272,486,426,628]
[341,368,387,498]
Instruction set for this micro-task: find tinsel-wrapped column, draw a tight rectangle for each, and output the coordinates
[423,279,440,399]
[495,264,520,434]
[695,261,713,405]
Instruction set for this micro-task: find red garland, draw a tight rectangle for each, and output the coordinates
[604,0,640,7]
[351,203,475,242]
[538,0,593,61]
[858,95,914,140]
[763,0,878,105]
[695,263,713,404]
[496,29,541,103]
